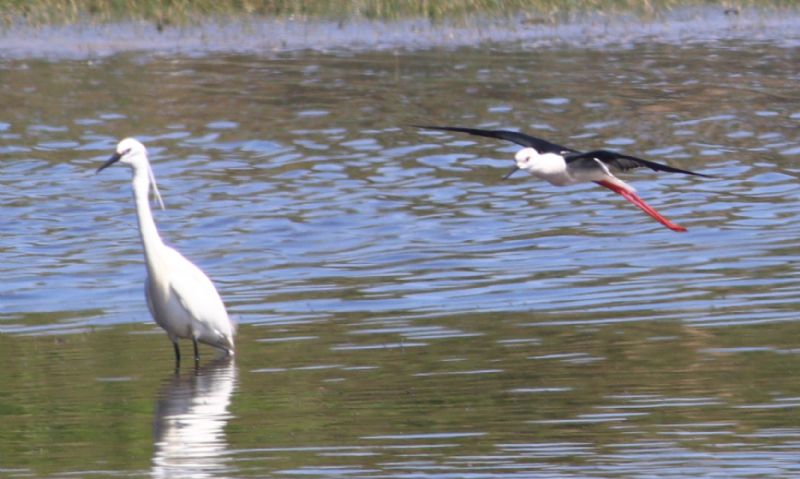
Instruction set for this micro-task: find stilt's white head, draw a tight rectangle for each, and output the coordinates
[514,147,543,171]
[97,138,165,210]
[503,147,543,180]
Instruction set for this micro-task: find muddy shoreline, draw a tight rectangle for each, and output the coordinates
[0,7,797,59]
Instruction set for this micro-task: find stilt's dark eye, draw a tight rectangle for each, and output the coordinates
[121,148,132,156]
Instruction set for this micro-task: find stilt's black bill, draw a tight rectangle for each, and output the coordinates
[502,165,520,180]
[96,152,122,174]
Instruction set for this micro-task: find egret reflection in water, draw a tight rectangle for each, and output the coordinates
[152,357,237,478]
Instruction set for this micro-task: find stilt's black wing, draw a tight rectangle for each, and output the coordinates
[412,125,577,155]
[566,150,713,177]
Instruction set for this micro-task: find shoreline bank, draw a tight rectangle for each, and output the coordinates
[0,6,797,59]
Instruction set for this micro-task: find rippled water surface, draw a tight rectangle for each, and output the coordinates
[2,17,800,478]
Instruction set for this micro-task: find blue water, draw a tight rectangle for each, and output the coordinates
[1,15,800,478]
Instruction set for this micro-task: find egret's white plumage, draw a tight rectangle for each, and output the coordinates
[98,138,235,365]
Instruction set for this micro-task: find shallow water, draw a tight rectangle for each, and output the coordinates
[2,16,800,478]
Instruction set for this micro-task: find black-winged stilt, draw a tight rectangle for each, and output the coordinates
[415,125,711,232]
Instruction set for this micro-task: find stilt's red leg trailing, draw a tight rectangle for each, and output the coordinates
[596,181,687,232]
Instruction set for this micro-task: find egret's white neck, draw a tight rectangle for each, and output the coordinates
[131,164,164,269]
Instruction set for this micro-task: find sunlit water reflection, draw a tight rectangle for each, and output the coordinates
[1,15,800,479]
[152,358,236,478]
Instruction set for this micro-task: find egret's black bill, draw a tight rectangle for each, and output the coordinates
[502,165,520,180]
[96,152,122,174]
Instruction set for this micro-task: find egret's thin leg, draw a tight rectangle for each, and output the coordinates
[173,341,181,368]
[193,338,200,363]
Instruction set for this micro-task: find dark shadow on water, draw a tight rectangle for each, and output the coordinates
[152,356,238,479]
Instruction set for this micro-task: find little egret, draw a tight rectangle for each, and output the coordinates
[97,138,235,365]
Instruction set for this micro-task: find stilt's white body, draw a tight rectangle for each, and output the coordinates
[110,138,235,359]
[514,147,634,192]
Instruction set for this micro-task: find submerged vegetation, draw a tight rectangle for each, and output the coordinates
[0,0,796,26]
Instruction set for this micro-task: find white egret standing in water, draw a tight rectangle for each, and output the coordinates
[97,138,235,366]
